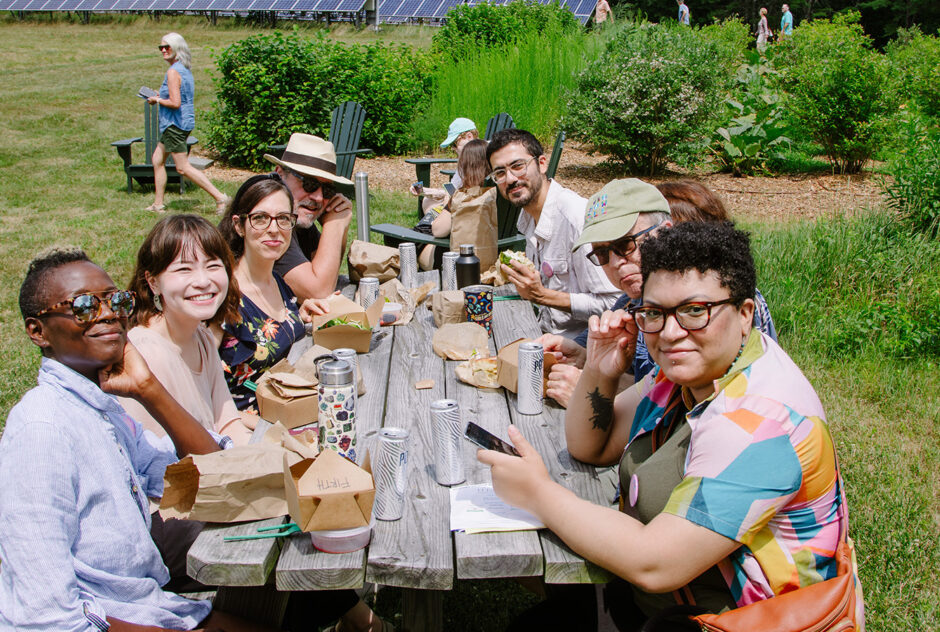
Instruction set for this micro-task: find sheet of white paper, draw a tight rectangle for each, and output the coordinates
[449,484,545,534]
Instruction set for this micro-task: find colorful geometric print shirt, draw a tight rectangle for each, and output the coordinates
[629,330,849,607]
[219,273,306,411]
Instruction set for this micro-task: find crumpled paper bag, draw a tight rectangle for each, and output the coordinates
[431,290,466,327]
[348,240,399,282]
[159,422,317,523]
[455,356,500,389]
[378,278,436,326]
[432,322,489,360]
[481,260,510,287]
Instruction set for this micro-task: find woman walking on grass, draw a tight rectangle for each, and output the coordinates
[146,32,229,214]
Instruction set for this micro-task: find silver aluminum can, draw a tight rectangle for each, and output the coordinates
[442,251,459,292]
[399,242,417,289]
[430,399,465,486]
[516,342,544,415]
[373,427,409,521]
[359,276,380,309]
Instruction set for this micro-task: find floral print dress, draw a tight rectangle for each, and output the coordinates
[219,274,306,411]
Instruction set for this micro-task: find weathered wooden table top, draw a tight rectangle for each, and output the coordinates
[187,272,613,602]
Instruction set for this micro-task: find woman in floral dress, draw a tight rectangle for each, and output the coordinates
[218,174,331,410]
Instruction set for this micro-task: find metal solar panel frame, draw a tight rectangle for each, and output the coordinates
[333,0,364,11]
[268,0,298,10]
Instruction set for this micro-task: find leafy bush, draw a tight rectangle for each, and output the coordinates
[775,12,896,174]
[712,49,791,176]
[432,0,580,61]
[884,117,940,237]
[751,212,940,359]
[413,30,601,149]
[205,30,434,168]
[885,27,940,120]
[564,21,746,175]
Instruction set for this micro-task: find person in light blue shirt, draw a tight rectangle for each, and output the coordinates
[780,3,793,37]
[677,0,690,24]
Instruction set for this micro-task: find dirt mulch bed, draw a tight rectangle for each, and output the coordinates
[199,142,887,223]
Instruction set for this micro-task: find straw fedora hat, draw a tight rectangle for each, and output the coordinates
[263,134,354,185]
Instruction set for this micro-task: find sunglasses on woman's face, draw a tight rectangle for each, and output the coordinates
[159,44,171,51]
[35,290,137,324]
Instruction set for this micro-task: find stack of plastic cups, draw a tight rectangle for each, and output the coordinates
[399,242,417,289]
[430,400,465,486]
[373,428,409,521]
[441,251,459,292]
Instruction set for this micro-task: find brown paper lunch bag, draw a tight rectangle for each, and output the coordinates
[449,186,498,272]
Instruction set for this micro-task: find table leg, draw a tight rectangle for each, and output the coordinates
[414,164,432,220]
[401,588,443,632]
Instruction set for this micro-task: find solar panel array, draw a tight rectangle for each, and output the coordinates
[0,0,593,23]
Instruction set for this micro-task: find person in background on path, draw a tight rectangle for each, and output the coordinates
[677,0,690,25]
[757,7,772,51]
[780,3,794,38]
[264,133,354,301]
[487,128,619,337]
[410,117,480,211]
[594,0,613,26]
[146,32,229,214]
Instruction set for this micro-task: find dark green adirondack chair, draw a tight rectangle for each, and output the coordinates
[268,101,373,181]
[483,112,515,141]
[545,130,566,180]
[111,102,206,194]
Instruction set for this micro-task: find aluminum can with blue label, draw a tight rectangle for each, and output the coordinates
[516,341,544,415]
[430,399,465,486]
[373,427,409,520]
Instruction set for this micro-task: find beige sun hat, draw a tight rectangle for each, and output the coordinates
[263,133,354,185]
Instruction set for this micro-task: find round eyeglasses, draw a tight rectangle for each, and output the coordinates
[242,212,298,231]
[628,298,737,333]
[488,156,538,184]
[35,290,137,323]
[587,223,661,266]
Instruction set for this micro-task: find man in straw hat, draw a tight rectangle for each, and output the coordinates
[265,134,354,300]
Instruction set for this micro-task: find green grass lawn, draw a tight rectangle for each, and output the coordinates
[0,17,937,631]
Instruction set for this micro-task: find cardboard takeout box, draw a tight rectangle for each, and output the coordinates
[312,294,383,353]
[256,358,320,430]
[496,338,557,393]
[284,448,376,532]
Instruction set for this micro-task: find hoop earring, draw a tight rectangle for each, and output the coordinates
[154,294,163,312]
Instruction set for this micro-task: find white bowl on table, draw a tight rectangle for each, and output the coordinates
[309,516,376,553]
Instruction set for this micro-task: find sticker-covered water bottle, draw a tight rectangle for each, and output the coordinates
[315,357,358,462]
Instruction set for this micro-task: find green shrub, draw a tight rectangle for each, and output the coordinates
[412,30,601,149]
[751,212,940,359]
[712,48,791,176]
[432,0,580,62]
[564,21,745,175]
[884,117,940,237]
[775,12,896,174]
[205,30,434,168]
[885,27,940,120]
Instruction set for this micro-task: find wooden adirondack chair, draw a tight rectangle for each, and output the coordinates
[545,130,566,180]
[484,112,515,141]
[268,101,373,181]
[111,102,208,194]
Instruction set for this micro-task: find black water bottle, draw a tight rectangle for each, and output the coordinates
[455,244,481,289]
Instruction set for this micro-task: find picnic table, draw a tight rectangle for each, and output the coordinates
[187,271,615,631]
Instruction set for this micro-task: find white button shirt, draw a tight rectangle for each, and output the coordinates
[517,179,620,336]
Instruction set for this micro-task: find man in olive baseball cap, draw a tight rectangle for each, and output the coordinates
[539,179,673,407]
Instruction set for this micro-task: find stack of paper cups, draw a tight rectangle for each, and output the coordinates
[442,251,459,291]
[399,242,417,288]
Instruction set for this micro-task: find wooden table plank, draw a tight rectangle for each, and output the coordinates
[366,282,455,591]
[490,296,614,585]
[187,517,287,587]
[445,337,544,580]
[276,292,398,591]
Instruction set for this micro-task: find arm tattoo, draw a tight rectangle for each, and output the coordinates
[587,388,614,432]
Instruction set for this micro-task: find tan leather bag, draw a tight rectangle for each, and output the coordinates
[692,471,863,632]
[449,186,498,272]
